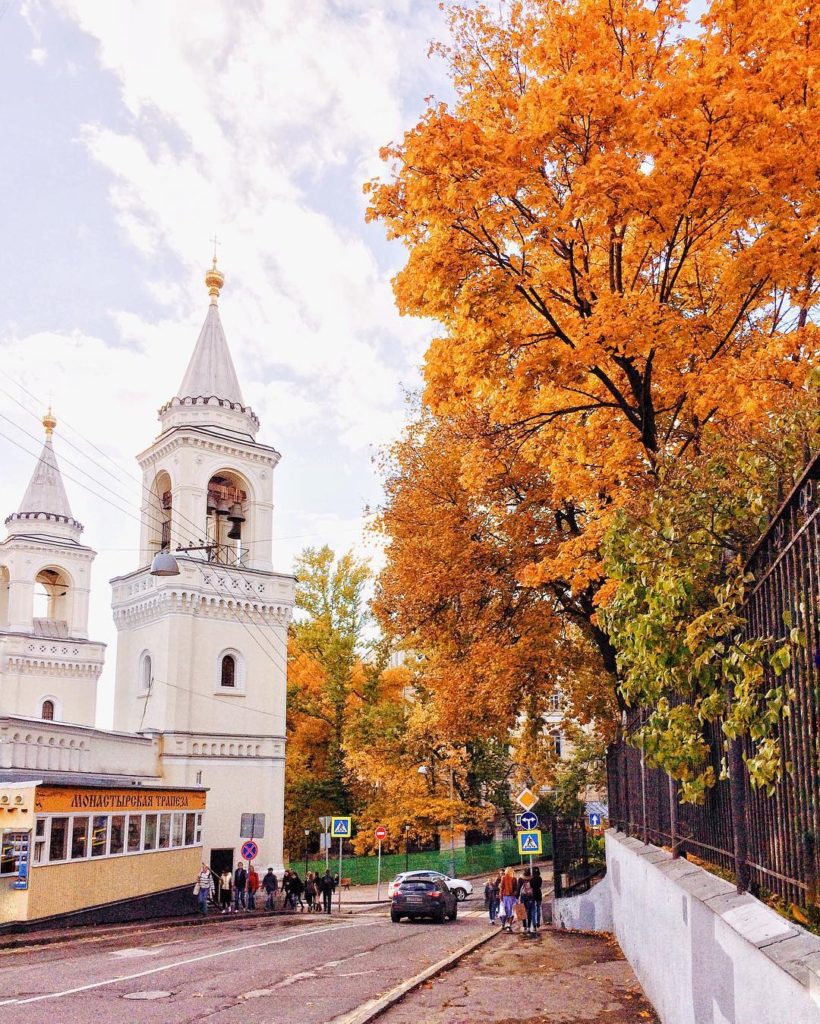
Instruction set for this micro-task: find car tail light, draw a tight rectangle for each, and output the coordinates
[430,890,442,898]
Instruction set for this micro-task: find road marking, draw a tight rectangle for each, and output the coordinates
[110,947,163,959]
[0,922,365,1006]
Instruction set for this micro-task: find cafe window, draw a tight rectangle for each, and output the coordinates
[49,816,68,861]
[172,813,184,848]
[91,815,108,857]
[184,813,196,846]
[127,815,142,853]
[195,812,203,844]
[158,813,171,849]
[109,815,125,855]
[71,817,89,859]
[34,817,47,864]
[143,814,157,851]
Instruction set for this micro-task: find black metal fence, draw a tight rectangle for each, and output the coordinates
[608,453,819,908]
[552,816,597,898]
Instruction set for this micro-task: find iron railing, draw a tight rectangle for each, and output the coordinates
[608,453,819,908]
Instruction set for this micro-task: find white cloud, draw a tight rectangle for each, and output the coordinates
[6,1,451,724]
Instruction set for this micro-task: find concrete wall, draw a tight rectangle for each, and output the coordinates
[605,830,820,1024]
[554,873,613,933]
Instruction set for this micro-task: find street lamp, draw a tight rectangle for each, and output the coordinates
[150,543,216,577]
[404,824,410,872]
[418,764,456,877]
[304,829,310,877]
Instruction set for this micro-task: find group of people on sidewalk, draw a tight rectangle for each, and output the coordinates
[484,866,543,936]
[193,862,338,916]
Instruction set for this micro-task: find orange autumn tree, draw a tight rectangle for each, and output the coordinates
[367,0,818,610]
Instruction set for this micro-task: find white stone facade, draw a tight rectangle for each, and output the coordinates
[0,266,294,878]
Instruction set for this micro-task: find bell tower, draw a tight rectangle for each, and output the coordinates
[0,411,105,726]
[111,259,294,871]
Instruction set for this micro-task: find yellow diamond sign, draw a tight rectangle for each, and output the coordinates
[515,787,538,812]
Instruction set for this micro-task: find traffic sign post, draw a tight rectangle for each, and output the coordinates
[319,816,331,869]
[588,812,602,830]
[241,839,258,862]
[519,810,539,831]
[330,817,353,911]
[517,830,542,856]
[515,787,539,812]
[374,825,387,901]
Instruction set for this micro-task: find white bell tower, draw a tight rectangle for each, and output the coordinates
[0,411,105,726]
[111,258,294,872]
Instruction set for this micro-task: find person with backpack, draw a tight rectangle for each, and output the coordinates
[516,867,536,936]
[531,865,543,931]
[262,867,278,911]
[499,866,517,932]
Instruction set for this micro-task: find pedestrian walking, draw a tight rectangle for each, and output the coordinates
[484,875,500,925]
[305,872,316,912]
[262,867,278,911]
[531,866,543,931]
[193,862,214,915]
[218,868,233,913]
[321,869,334,914]
[247,865,260,910]
[234,861,248,911]
[517,867,536,936]
[499,866,517,932]
[291,870,305,910]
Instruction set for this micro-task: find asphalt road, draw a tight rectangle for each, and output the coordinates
[0,902,492,1024]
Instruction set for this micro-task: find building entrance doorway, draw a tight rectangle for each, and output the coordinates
[210,847,234,877]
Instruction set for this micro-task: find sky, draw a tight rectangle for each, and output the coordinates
[0,0,452,725]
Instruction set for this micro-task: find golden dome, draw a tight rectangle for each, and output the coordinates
[42,407,57,438]
[205,256,225,304]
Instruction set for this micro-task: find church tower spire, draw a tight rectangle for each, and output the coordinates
[6,410,83,542]
[0,409,104,726]
[158,258,259,439]
[112,254,293,873]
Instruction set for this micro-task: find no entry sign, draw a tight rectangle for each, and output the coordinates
[374,826,387,841]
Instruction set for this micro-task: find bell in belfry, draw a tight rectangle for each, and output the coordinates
[227,502,245,540]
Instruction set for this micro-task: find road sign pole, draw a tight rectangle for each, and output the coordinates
[337,837,343,912]
[376,840,382,902]
[325,827,330,870]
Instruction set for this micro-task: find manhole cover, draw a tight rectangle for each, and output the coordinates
[123,990,172,1000]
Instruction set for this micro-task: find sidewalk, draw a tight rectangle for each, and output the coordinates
[378,926,659,1024]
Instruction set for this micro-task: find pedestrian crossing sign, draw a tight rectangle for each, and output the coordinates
[331,816,352,837]
[517,829,543,855]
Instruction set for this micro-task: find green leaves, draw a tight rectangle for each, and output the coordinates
[601,436,806,803]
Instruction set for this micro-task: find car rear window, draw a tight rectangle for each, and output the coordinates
[400,880,436,891]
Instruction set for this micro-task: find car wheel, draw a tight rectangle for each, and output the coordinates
[449,904,458,921]
[453,887,468,902]
[391,911,402,923]
[435,907,445,924]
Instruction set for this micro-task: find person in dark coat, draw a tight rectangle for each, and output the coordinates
[234,862,248,911]
[531,866,543,931]
[262,868,279,911]
[484,875,500,925]
[321,869,334,914]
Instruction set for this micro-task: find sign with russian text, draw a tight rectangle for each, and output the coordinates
[35,786,206,814]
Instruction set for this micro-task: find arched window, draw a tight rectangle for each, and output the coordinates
[41,700,54,721]
[33,567,70,623]
[220,654,236,688]
[139,652,152,693]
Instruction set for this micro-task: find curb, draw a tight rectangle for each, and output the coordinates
[330,924,500,1024]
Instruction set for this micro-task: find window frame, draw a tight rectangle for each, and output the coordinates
[215,648,245,694]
